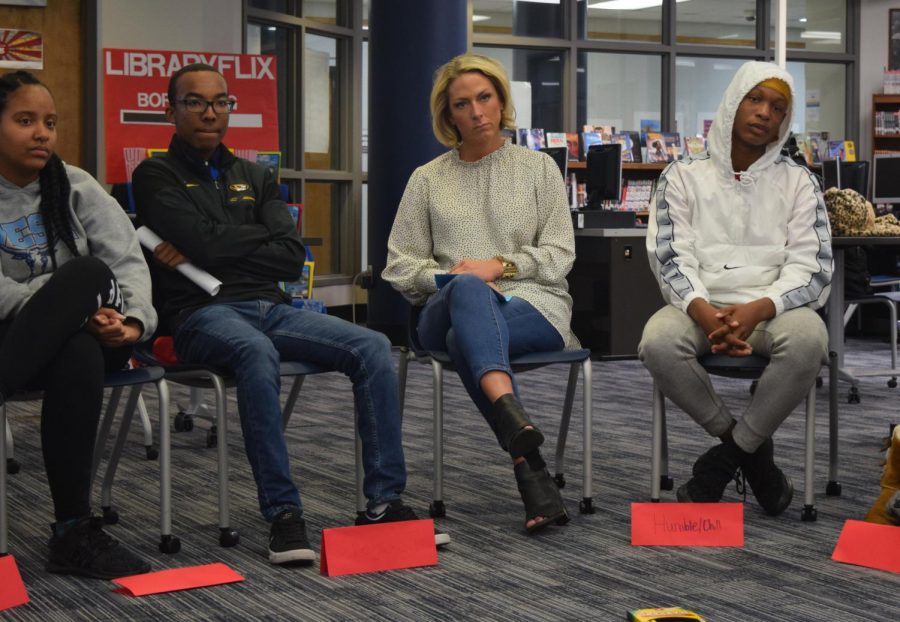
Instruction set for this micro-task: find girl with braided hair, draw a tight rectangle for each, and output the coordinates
[0,70,156,578]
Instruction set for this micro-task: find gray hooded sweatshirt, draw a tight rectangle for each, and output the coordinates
[0,163,156,338]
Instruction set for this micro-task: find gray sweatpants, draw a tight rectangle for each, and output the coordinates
[638,304,828,453]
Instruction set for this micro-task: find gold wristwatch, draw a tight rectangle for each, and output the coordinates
[495,255,518,279]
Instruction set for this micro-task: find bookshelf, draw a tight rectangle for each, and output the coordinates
[872,94,900,157]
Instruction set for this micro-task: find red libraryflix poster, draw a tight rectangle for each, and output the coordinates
[103,48,279,183]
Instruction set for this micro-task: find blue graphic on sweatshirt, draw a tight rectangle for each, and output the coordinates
[0,213,52,276]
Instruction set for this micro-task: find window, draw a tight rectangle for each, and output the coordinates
[676,0,757,47]
[780,0,847,53]
[786,61,846,139]
[473,0,565,38]
[675,57,744,138]
[474,45,565,132]
[581,52,661,135]
[247,3,357,280]
[582,0,662,43]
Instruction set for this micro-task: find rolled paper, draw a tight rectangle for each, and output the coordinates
[136,226,222,296]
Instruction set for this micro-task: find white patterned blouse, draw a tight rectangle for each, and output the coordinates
[383,140,579,349]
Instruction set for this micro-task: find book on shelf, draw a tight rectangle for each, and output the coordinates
[583,124,614,142]
[620,178,656,212]
[516,128,545,150]
[565,132,580,161]
[662,132,681,162]
[645,132,667,163]
[806,135,823,164]
[609,132,635,162]
[875,110,900,135]
[582,131,603,158]
[545,132,567,149]
[826,140,845,161]
[843,140,856,162]
[683,135,707,158]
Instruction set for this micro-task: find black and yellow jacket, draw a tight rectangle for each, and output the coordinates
[133,135,304,333]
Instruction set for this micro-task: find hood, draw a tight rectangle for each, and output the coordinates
[707,61,795,176]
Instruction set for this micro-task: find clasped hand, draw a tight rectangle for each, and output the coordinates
[85,307,141,347]
[689,298,775,357]
[449,257,505,292]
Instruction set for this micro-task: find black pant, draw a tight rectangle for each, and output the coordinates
[0,256,132,522]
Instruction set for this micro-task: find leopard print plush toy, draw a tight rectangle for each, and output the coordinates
[865,425,900,525]
[825,187,900,237]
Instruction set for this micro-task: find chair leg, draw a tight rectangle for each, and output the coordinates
[136,396,158,459]
[429,359,446,518]
[801,383,817,521]
[580,358,594,514]
[354,416,365,515]
[92,386,124,483]
[397,347,409,416]
[281,375,305,431]
[1,404,8,555]
[211,375,238,547]
[99,386,142,524]
[651,381,669,501]
[827,350,841,496]
[155,379,179,554]
[4,413,16,473]
[552,363,579,489]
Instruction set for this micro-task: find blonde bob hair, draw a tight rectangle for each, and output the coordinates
[430,53,516,148]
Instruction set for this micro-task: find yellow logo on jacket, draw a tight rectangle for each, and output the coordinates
[229,183,250,192]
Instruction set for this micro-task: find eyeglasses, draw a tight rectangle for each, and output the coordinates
[175,97,236,114]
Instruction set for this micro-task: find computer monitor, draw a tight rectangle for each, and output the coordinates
[585,143,622,207]
[821,160,869,198]
[539,146,568,179]
[872,154,900,204]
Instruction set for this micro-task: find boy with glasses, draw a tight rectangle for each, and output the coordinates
[133,63,448,566]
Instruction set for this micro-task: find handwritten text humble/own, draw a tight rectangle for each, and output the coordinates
[654,515,723,533]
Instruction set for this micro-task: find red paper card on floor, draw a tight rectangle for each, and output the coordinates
[112,563,244,596]
[631,502,744,546]
[0,555,29,611]
[320,519,437,577]
[832,519,900,574]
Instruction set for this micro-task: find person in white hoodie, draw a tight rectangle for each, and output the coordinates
[0,70,155,578]
[638,61,832,516]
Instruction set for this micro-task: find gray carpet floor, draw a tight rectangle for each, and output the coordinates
[2,338,899,621]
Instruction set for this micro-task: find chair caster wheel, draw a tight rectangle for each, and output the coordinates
[889,378,898,389]
[101,506,119,525]
[826,480,842,496]
[579,497,595,514]
[847,387,860,404]
[174,412,194,432]
[749,380,758,395]
[219,527,239,547]
[145,445,158,460]
[660,475,674,491]
[159,535,181,554]
[801,505,817,522]
[554,473,566,489]
[206,428,217,448]
[429,500,446,518]
[6,458,20,475]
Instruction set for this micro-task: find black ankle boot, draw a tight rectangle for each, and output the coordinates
[742,438,794,516]
[676,439,747,503]
[492,394,544,458]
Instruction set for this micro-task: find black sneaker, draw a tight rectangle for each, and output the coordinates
[268,509,316,565]
[742,438,794,516]
[46,516,150,580]
[355,500,451,547]
[676,442,744,503]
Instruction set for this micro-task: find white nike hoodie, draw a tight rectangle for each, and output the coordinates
[646,61,832,316]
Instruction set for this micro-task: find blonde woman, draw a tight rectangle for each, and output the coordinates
[383,54,577,534]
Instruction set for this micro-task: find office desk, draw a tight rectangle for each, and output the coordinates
[568,228,664,358]
[828,237,900,386]
[825,236,900,494]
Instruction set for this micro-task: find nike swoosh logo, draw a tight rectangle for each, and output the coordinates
[723,265,741,270]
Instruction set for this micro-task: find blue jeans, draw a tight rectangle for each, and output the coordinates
[417,274,564,447]
[174,300,406,520]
